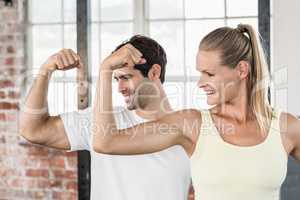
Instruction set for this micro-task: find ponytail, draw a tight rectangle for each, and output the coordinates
[200,24,272,134]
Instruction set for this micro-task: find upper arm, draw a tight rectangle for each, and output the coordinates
[21,115,71,150]
[282,112,300,162]
[21,108,92,151]
[93,109,201,155]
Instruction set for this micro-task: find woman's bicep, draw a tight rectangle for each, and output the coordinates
[92,109,201,155]
[95,118,183,155]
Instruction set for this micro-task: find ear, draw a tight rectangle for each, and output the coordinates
[148,64,161,81]
[236,60,250,79]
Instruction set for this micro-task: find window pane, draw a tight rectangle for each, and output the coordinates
[185,0,225,18]
[29,0,62,23]
[150,21,184,76]
[65,82,78,112]
[32,25,64,77]
[227,17,258,31]
[64,0,76,23]
[64,24,77,77]
[91,23,100,79]
[100,23,133,60]
[48,82,64,115]
[91,0,100,22]
[64,25,77,50]
[185,20,225,77]
[101,0,133,21]
[226,0,258,17]
[147,0,183,19]
[275,88,288,112]
[164,82,184,110]
[186,82,210,109]
[92,23,133,76]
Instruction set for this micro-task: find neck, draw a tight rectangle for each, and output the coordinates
[212,83,252,123]
[135,85,173,120]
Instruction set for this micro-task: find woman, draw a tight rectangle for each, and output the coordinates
[92,24,300,200]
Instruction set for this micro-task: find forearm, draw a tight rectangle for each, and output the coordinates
[92,66,117,150]
[91,44,191,155]
[20,66,52,133]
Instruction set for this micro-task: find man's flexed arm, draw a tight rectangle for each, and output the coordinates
[19,49,81,150]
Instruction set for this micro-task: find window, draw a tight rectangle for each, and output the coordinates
[27,0,259,114]
[146,0,258,109]
[90,0,134,106]
[26,1,262,199]
[27,0,77,115]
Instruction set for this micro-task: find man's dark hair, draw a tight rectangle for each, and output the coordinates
[114,35,167,84]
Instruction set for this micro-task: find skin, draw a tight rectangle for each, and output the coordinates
[92,44,199,156]
[92,45,300,165]
[19,49,81,150]
[19,47,195,199]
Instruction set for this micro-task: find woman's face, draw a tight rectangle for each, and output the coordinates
[196,50,243,106]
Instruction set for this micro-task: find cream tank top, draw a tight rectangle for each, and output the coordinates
[191,108,287,200]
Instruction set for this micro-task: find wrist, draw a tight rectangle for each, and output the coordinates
[39,65,54,77]
[100,62,113,73]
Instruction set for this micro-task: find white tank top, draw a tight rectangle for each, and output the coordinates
[191,108,287,200]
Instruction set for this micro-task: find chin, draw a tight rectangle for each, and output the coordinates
[206,97,219,106]
[126,103,136,110]
[206,97,217,106]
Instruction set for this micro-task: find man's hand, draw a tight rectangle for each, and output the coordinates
[101,43,146,71]
[41,49,82,74]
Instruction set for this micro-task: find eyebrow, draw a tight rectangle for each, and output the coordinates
[197,68,214,73]
[113,74,133,80]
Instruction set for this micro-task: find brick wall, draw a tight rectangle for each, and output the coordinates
[0,0,78,199]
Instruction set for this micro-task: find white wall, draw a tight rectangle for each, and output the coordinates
[272,0,300,116]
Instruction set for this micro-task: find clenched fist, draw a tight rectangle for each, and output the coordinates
[41,49,82,73]
[101,43,146,71]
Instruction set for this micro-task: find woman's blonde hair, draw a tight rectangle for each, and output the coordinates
[199,24,272,134]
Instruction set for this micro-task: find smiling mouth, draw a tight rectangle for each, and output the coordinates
[205,90,215,95]
[124,94,134,104]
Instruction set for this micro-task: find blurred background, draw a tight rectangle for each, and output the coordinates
[26,0,261,114]
[0,0,299,199]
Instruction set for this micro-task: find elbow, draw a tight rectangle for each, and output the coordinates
[92,134,114,154]
[19,126,39,144]
[19,118,31,140]
[19,114,34,142]
[19,122,42,145]
[19,113,48,145]
[92,142,114,154]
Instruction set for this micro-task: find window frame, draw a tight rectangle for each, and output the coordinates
[26,1,270,198]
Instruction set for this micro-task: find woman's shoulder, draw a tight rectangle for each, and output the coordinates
[278,110,300,134]
[171,108,202,120]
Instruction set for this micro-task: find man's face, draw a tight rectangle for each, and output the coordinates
[114,67,153,110]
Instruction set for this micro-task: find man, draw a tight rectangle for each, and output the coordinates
[20,35,193,200]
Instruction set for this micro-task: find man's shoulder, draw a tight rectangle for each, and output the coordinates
[75,106,127,114]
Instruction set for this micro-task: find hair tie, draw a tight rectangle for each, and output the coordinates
[236,24,247,33]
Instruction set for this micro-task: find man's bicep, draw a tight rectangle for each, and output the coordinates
[39,116,72,150]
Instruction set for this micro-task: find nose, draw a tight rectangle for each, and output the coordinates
[117,80,126,94]
[197,76,205,89]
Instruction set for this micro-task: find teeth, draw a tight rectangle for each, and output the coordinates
[206,91,214,95]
